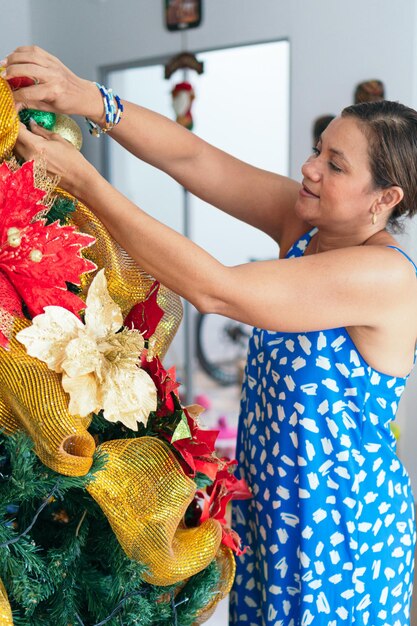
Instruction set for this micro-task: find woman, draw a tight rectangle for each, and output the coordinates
[3,46,417,625]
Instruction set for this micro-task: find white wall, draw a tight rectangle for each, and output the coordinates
[2,0,417,490]
[22,0,417,174]
[0,0,31,54]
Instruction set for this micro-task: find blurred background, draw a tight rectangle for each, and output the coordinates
[2,1,417,622]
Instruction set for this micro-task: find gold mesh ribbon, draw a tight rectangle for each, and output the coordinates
[0,579,13,625]
[56,189,183,360]
[0,318,95,476]
[87,437,222,586]
[0,78,18,161]
[193,545,236,624]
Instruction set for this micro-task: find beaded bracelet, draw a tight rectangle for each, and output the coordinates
[85,82,124,137]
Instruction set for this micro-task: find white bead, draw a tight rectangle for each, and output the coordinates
[29,249,43,263]
[7,227,21,247]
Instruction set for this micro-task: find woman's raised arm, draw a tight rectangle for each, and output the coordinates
[15,123,415,356]
[4,46,301,244]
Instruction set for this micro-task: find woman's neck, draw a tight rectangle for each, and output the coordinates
[306,227,391,255]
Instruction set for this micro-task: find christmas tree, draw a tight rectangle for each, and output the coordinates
[0,77,250,625]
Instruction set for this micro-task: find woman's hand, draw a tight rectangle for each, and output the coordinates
[2,46,104,123]
[15,121,99,198]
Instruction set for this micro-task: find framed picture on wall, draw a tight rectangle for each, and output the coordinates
[165,0,202,31]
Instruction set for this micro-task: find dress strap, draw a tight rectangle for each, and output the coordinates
[386,246,417,274]
[285,228,318,259]
[387,246,417,365]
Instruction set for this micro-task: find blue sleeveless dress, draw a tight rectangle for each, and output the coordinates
[230,229,416,626]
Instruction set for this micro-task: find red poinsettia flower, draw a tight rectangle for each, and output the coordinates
[0,160,96,346]
[140,353,180,416]
[171,405,221,481]
[124,281,164,339]
[196,459,252,555]
[220,526,247,556]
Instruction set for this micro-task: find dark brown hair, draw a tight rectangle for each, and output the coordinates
[312,114,335,146]
[342,100,417,230]
[353,79,385,104]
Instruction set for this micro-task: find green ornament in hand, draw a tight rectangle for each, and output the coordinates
[19,109,83,150]
[19,109,56,131]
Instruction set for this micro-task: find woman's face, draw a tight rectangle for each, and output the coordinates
[295,116,379,231]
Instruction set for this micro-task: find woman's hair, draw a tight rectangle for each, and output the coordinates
[342,100,417,230]
[312,114,335,146]
[353,79,385,104]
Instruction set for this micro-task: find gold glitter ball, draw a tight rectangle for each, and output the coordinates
[53,114,83,151]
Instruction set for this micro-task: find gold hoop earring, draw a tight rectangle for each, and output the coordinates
[372,212,377,225]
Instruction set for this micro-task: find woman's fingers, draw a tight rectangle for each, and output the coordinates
[3,45,101,120]
[2,49,60,110]
[5,63,52,83]
[15,119,91,197]
[5,45,54,68]
[16,121,63,160]
[28,120,63,141]
[16,121,57,147]
[15,123,43,161]
[12,84,56,112]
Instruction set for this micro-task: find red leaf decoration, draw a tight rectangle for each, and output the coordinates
[196,460,252,554]
[220,527,246,556]
[0,272,24,347]
[199,462,252,525]
[141,354,181,416]
[172,407,220,478]
[124,281,164,339]
[0,161,46,241]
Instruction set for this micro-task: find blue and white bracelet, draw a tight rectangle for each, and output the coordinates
[85,82,124,137]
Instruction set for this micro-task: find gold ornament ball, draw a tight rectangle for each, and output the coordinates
[53,114,83,151]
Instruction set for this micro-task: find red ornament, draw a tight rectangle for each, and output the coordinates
[7,76,36,91]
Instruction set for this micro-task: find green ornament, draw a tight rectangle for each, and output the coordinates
[19,109,56,131]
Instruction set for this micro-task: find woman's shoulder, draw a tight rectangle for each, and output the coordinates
[364,232,417,276]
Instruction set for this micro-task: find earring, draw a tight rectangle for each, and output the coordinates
[372,211,377,225]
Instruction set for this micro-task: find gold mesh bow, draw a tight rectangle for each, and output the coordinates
[0,579,13,625]
[57,189,182,360]
[86,437,223,586]
[193,545,236,624]
[0,318,96,476]
[0,79,18,161]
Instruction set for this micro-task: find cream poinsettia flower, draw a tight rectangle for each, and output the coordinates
[16,269,157,429]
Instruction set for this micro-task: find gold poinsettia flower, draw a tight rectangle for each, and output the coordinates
[16,269,157,430]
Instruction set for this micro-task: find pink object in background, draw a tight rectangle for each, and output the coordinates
[215,416,238,460]
[194,393,212,410]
